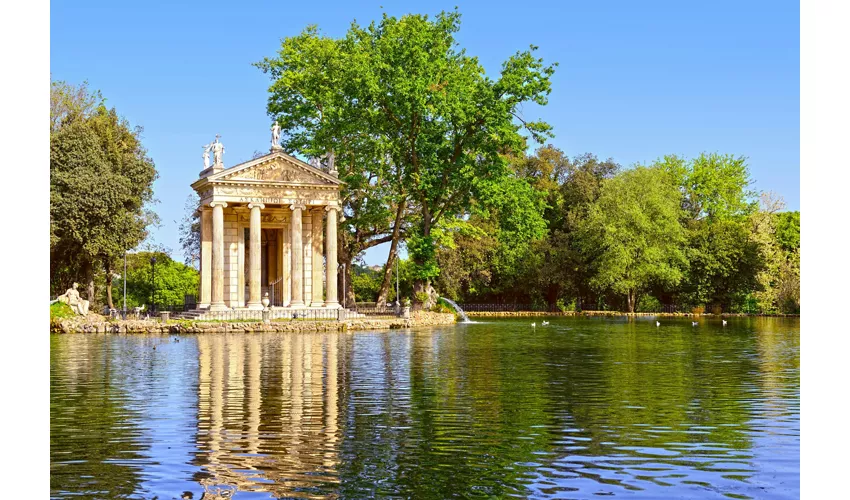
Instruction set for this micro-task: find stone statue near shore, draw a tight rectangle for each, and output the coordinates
[56,283,90,316]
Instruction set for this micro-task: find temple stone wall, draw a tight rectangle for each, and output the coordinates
[224,211,239,307]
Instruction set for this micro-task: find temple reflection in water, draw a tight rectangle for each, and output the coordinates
[192,333,349,498]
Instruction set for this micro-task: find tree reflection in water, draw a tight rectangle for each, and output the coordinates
[50,317,800,499]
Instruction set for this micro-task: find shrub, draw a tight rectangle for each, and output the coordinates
[50,302,75,321]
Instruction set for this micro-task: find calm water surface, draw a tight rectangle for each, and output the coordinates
[50,317,799,499]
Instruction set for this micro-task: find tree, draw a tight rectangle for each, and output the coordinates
[177,193,201,268]
[749,192,786,312]
[115,251,199,309]
[576,166,687,312]
[257,10,556,301]
[655,153,761,311]
[256,22,406,306]
[50,80,158,307]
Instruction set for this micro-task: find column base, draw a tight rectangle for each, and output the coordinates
[324,301,341,309]
[209,302,228,312]
[289,300,306,308]
[246,302,264,310]
[197,303,210,310]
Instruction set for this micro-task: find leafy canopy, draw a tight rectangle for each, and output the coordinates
[257,10,556,286]
[576,166,687,302]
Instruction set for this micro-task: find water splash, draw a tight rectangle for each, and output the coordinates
[440,297,471,323]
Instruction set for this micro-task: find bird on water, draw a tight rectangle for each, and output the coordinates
[531,322,536,328]
[692,321,698,326]
[542,321,550,326]
[722,320,728,326]
[656,321,661,327]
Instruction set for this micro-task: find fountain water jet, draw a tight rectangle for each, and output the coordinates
[439,297,471,323]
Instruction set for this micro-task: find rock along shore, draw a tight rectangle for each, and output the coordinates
[51,311,457,334]
[465,311,800,318]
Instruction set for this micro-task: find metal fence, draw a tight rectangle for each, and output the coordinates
[197,308,344,322]
[459,303,559,312]
[349,302,402,319]
[459,303,682,314]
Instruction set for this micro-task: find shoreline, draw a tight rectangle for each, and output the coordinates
[51,311,457,334]
[465,311,800,318]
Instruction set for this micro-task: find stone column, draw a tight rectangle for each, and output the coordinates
[289,203,306,307]
[199,208,212,308]
[246,203,265,310]
[311,209,324,306]
[324,206,340,308]
[210,201,228,311]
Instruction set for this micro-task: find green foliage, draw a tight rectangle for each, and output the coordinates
[115,252,198,308]
[257,9,556,288]
[177,193,201,267]
[254,13,795,315]
[407,234,440,282]
[50,302,75,320]
[415,292,430,305]
[576,166,687,312]
[50,80,158,305]
[657,152,757,221]
[774,211,800,253]
[432,298,455,314]
[350,264,383,303]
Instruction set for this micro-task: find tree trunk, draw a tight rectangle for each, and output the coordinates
[376,199,407,305]
[337,241,355,307]
[626,289,635,313]
[103,258,115,310]
[83,259,96,308]
[412,210,432,301]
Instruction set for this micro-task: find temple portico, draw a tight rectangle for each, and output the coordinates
[191,142,344,312]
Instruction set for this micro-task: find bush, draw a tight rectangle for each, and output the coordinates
[50,302,75,320]
[432,298,454,314]
[636,295,662,313]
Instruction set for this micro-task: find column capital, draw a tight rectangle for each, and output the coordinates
[247,203,265,210]
[209,201,228,209]
[325,205,341,213]
[290,203,306,211]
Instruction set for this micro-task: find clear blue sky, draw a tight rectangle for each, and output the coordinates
[51,0,799,266]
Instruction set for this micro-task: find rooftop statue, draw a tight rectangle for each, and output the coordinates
[271,122,282,150]
[211,135,225,166]
[202,143,212,169]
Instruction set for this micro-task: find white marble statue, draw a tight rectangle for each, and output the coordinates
[202,143,212,168]
[326,150,335,172]
[211,135,225,166]
[56,282,90,316]
[271,122,281,149]
[309,156,321,169]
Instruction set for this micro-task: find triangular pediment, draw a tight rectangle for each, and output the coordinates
[206,150,343,186]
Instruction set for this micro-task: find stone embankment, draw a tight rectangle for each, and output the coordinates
[466,311,799,318]
[51,311,456,334]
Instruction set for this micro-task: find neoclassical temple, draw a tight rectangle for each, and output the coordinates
[191,137,343,312]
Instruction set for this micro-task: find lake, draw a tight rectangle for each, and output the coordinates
[50,316,799,499]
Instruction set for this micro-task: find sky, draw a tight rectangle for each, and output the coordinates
[50,0,800,266]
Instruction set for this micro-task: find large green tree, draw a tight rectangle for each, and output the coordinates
[257,10,556,301]
[655,153,762,310]
[576,166,687,312]
[50,80,158,308]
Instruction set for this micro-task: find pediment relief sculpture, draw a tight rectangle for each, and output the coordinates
[226,161,321,184]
